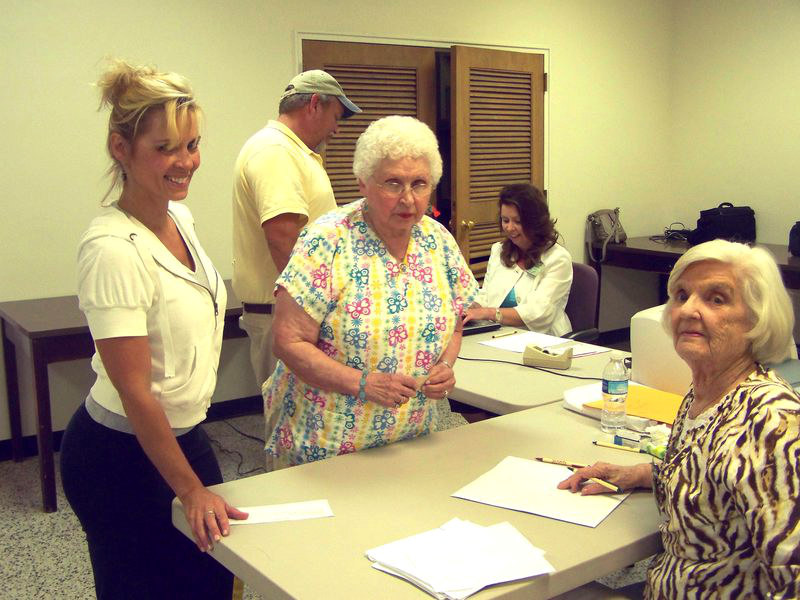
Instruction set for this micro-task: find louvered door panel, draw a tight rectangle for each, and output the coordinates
[302,40,437,206]
[451,46,545,273]
[469,68,533,219]
[322,65,418,205]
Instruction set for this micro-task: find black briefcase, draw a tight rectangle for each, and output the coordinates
[688,202,756,245]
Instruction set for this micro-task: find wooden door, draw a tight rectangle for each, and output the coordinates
[302,40,437,205]
[450,45,545,278]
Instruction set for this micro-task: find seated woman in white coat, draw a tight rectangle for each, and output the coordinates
[463,184,572,336]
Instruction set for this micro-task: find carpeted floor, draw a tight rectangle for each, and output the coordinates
[0,401,465,599]
[0,400,647,599]
[0,413,269,600]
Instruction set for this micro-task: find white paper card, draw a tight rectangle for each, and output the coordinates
[479,331,607,357]
[229,499,333,525]
[452,456,628,528]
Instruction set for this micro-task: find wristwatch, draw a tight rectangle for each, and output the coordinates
[494,308,502,324]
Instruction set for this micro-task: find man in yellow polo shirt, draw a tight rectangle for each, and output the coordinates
[232,70,361,387]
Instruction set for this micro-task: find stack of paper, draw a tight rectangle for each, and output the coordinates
[563,382,682,426]
[583,385,683,425]
[365,518,554,600]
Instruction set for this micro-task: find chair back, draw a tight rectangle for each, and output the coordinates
[565,262,599,333]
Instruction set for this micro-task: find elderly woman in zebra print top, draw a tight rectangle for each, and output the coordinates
[560,239,800,599]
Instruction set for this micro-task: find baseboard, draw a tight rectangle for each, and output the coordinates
[0,434,57,462]
[0,396,263,462]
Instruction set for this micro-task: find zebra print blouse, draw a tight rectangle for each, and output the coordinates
[645,365,800,599]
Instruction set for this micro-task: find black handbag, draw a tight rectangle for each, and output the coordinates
[688,202,756,246]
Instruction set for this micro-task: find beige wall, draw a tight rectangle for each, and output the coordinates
[1,0,797,441]
[668,0,800,340]
[669,0,800,242]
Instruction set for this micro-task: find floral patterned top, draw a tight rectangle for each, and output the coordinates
[263,199,478,467]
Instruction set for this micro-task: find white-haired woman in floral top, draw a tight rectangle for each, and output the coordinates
[560,239,799,598]
[262,116,478,469]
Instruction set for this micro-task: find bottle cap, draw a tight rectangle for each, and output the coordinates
[610,350,626,361]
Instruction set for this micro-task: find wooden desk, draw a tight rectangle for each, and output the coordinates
[598,236,800,289]
[452,327,612,414]
[172,403,662,599]
[0,281,246,512]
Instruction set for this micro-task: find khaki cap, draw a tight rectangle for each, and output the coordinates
[280,69,361,118]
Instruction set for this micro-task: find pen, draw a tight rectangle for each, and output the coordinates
[535,457,586,469]
[567,468,623,493]
[593,440,643,453]
[492,330,517,339]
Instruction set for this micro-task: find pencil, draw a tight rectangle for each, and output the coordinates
[567,467,623,493]
[535,456,586,469]
[491,330,517,339]
[593,440,643,453]
[585,474,623,493]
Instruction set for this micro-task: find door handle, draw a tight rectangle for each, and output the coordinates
[461,220,475,230]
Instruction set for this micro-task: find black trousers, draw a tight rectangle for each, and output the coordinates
[60,404,233,600]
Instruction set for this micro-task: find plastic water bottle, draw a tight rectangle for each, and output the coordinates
[601,351,628,433]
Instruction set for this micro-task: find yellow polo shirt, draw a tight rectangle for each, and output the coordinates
[232,120,337,303]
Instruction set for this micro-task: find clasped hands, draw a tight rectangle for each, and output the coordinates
[364,361,454,408]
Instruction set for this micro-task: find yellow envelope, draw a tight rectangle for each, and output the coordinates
[584,385,683,425]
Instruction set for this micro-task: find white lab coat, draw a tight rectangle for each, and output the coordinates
[475,242,572,336]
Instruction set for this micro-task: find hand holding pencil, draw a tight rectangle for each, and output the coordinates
[536,457,622,493]
[556,461,653,496]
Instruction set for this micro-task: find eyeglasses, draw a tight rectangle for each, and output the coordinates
[377,180,432,199]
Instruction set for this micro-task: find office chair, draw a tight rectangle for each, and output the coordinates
[564,262,600,342]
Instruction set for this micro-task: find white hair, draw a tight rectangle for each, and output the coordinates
[660,239,795,364]
[352,116,443,185]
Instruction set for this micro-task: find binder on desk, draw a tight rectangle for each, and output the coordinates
[583,386,682,425]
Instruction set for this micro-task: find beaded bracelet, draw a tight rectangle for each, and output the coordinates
[358,370,368,402]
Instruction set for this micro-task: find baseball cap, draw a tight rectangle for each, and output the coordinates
[280,70,362,118]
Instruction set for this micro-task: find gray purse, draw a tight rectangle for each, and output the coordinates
[586,208,627,262]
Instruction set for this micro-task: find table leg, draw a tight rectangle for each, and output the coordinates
[2,319,23,461]
[592,261,602,328]
[31,339,57,512]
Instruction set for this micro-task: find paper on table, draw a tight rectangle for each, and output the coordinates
[229,499,333,525]
[452,456,628,528]
[366,518,553,600]
[562,381,603,417]
[479,330,607,357]
[562,382,654,431]
[371,562,475,600]
[583,385,683,425]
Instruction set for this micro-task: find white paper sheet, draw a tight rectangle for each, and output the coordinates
[478,331,608,357]
[452,456,628,528]
[366,518,553,600]
[229,499,333,525]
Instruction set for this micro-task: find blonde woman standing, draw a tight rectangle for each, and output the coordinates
[59,61,246,599]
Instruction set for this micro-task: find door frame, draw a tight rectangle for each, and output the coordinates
[294,31,551,193]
